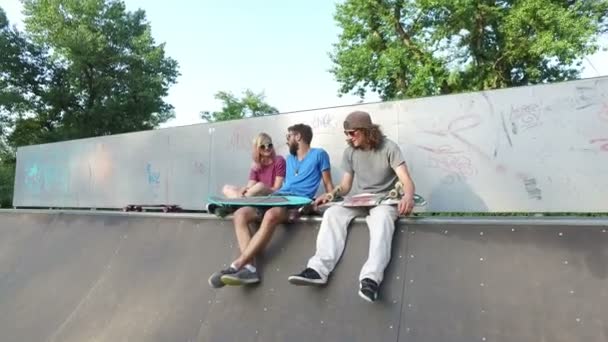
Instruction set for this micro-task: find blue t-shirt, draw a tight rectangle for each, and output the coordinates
[276,148,331,199]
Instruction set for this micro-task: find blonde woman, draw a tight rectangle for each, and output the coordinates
[222,133,286,198]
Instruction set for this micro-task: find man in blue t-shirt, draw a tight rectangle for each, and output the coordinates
[209,124,334,288]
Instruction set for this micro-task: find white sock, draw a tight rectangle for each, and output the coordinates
[230,262,238,270]
[244,264,256,272]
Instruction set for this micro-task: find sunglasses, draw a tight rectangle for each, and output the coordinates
[259,143,274,150]
[344,130,358,137]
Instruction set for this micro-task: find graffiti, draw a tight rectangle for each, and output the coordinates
[415,144,462,155]
[422,114,482,137]
[145,163,160,185]
[440,173,464,185]
[88,143,113,184]
[311,113,335,129]
[24,163,68,194]
[500,111,513,147]
[544,86,599,112]
[417,114,541,198]
[229,129,253,152]
[428,155,477,179]
[599,103,608,122]
[510,104,541,134]
[574,86,598,110]
[194,161,206,175]
[590,138,608,152]
[523,177,542,200]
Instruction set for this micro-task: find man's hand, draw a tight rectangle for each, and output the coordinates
[313,193,332,208]
[398,195,414,216]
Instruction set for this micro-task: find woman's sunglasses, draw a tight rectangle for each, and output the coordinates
[344,130,358,137]
[259,143,274,150]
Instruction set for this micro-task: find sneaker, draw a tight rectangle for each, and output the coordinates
[288,268,326,286]
[221,268,260,286]
[358,278,379,302]
[287,209,300,223]
[207,204,232,218]
[208,266,238,288]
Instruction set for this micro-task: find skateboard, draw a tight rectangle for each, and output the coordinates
[206,195,312,217]
[319,182,426,211]
[123,204,182,213]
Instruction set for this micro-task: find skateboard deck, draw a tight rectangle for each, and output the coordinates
[318,181,426,213]
[206,195,312,217]
[123,204,181,213]
[320,192,427,209]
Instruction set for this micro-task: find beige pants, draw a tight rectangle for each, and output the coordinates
[307,204,398,284]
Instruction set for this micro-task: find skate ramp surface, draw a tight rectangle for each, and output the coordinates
[0,211,607,342]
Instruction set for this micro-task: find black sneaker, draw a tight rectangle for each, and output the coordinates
[358,278,379,302]
[288,267,326,286]
[208,266,238,288]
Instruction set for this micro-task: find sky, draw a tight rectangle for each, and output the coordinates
[2,0,607,129]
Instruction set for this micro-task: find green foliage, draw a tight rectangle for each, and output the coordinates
[201,89,279,122]
[331,0,608,100]
[2,0,180,143]
[0,1,180,206]
[0,140,15,208]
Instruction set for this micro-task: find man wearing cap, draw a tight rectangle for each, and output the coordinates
[288,111,416,303]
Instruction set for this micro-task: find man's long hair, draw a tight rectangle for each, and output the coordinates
[348,124,385,150]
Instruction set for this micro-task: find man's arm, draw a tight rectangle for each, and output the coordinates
[315,171,354,206]
[394,163,416,215]
[321,170,334,193]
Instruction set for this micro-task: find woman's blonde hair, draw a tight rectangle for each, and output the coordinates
[252,132,275,167]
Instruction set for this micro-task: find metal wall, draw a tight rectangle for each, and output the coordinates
[12,77,608,211]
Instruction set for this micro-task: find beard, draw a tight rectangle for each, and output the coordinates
[289,142,298,156]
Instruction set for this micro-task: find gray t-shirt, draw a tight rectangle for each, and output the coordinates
[341,138,405,195]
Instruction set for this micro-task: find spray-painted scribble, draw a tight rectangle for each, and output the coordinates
[500,111,513,147]
[311,113,335,130]
[428,155,477,180]
[441,173,466,185]
[599,103,608,122]
[590,138,608,152]
[88,143,113,185]
[544,85,599,112]
[574,86,598,110]
[422,114,482,137]
[510,104,541,134]
[417,113,541,198]
[24,163,69,194]
[415,144,462,155]
[229,129,253,152]
[194,161,206,175]
[145,163,160,185]
[523,177,542,200]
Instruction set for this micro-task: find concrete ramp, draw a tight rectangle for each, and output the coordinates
[0,211,607,342]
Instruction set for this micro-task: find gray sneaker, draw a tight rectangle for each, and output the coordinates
[221,268,260,286]
[208,266,238,288]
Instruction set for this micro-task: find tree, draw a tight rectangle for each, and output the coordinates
[201,89,279,122]
[0,2,180,206]
[18,0,180,139]
[330,0,608,100]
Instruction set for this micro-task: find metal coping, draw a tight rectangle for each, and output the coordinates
[1,209,607,226]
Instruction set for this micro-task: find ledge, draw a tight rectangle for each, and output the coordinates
[1,209,607,226]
